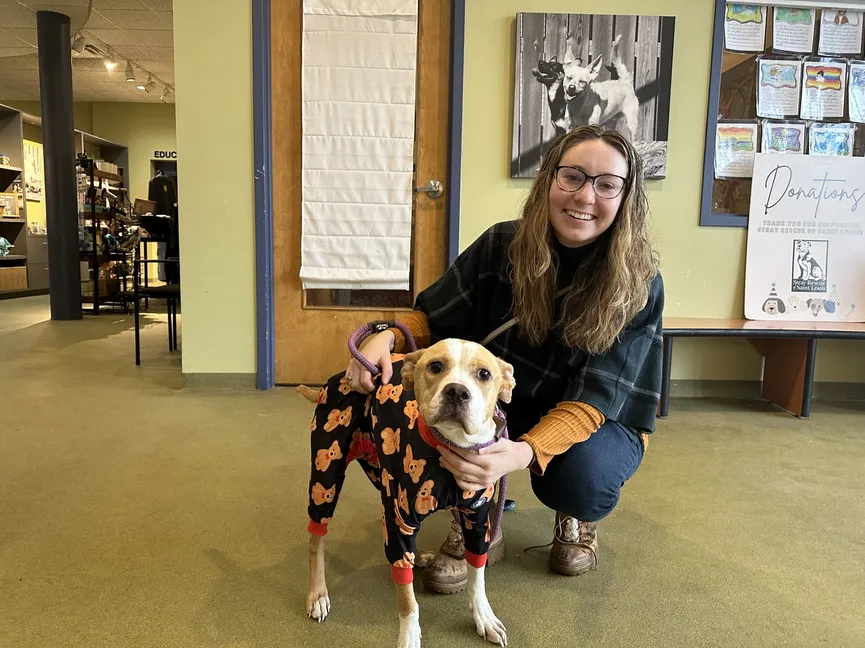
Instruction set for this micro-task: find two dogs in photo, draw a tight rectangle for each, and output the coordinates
[532,34,640,141]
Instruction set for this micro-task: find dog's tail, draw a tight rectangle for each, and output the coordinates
[295,384,321,403]
[611,34,631,84]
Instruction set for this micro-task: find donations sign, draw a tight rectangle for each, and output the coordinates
[744,152,865,322]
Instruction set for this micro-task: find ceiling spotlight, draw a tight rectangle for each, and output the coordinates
[144,76,156,94]
[160,87,173,103]
[104,60,117,71]
[125,61,135,82]
[72,36,86,53]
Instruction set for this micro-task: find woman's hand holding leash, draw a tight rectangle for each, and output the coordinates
[345,330,395,394]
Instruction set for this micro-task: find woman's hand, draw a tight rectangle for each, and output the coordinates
[345,330,396,394]
[438,439,535,491]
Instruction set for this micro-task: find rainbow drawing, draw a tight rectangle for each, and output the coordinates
[775,8,813,25]
[718,126,755,151]
[805,65,843,90]
[766,126,802,152]
[726,4,763,24]
[760,62,799,89]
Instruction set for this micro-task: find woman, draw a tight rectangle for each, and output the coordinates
[339,125,663,592]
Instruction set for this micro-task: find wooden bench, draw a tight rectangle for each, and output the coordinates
[660,318,865,418]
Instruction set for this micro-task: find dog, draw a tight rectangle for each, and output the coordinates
[795,241,824,281]
[300,339,516,647]
[531,56,568,137]
[806,298,836,317]
[559,34,639,140]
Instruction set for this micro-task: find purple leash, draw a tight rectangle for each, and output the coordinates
[348,321,417,375]
[348,323,509,543]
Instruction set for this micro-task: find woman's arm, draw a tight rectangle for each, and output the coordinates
[439,272,663,485]
[520,402,606,474]
[520,273,665,472]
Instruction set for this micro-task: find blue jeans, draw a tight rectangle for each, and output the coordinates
[520,420,646,522]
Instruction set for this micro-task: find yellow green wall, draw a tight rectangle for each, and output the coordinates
[173,0,256,377]
[162,0,865,384]
[3,101,93,133]
[461,0,865,384]
[91,103,176,203]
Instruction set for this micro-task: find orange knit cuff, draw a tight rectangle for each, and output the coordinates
[391,311,432,352]
[522,402,605,475]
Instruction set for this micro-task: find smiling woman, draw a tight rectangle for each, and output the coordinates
[341,124,665,593]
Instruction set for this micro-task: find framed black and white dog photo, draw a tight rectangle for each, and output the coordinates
[510,12,676,179]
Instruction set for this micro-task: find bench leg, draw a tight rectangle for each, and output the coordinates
[658,336,673,418]
[747,337,815,418]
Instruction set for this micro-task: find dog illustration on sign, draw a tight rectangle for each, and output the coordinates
[792,239,828,293]
[762,283,786,314]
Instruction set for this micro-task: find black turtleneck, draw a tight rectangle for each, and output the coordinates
[552,235,598,288]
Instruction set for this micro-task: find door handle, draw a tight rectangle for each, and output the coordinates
[414,179,443,199]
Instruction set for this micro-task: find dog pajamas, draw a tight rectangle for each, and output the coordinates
[307,357,497,584]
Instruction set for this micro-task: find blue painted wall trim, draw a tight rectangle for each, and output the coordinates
[699,0,748,228]
[447,0,466,265]
[252,0,275,389]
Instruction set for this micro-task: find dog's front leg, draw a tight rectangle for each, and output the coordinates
[395,582,422,648]
[468,565,508,646]
[306,535,331,622]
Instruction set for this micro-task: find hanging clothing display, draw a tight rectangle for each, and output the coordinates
[148,171,179,284]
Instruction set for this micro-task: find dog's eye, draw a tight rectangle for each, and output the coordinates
[429,361,443,374]
[477,368,492,382]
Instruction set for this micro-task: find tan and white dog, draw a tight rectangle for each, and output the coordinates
[301,339,515,648]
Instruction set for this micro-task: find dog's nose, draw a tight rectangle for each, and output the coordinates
[568,84,576,94]
[443,383,471,404]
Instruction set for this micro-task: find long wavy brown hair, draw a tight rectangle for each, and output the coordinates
[508,125,658,354]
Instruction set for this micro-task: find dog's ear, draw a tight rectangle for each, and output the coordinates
[778,300,786,313]
[806,298,814,306]
[588,54,603,78]
[496,358,516,404]
[401,349,424,391]
[563,45,577,64]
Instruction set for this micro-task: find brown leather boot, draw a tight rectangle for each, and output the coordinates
[420,517,505,594]
[548,512,598,576]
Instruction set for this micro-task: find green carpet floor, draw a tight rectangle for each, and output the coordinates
[1,296,863,647]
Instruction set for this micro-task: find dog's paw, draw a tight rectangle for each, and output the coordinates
[397,611,422,648]
[306,590,331,623]
[471,600,507,646]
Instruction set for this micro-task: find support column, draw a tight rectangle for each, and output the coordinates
[36,11,81,320]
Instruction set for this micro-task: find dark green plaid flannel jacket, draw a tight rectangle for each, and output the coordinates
[414,220,664,436]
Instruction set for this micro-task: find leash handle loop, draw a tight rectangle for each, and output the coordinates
[348,321,417,376]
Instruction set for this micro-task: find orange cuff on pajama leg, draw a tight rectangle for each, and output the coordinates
[391,565,414,584]
[464,551,487,569]
[307,520,328,536]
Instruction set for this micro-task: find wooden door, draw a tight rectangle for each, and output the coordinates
[271,1,450,385]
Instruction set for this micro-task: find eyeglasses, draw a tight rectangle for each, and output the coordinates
[554,166,627,199]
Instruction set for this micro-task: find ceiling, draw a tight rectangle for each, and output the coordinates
[0,0,174,103]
